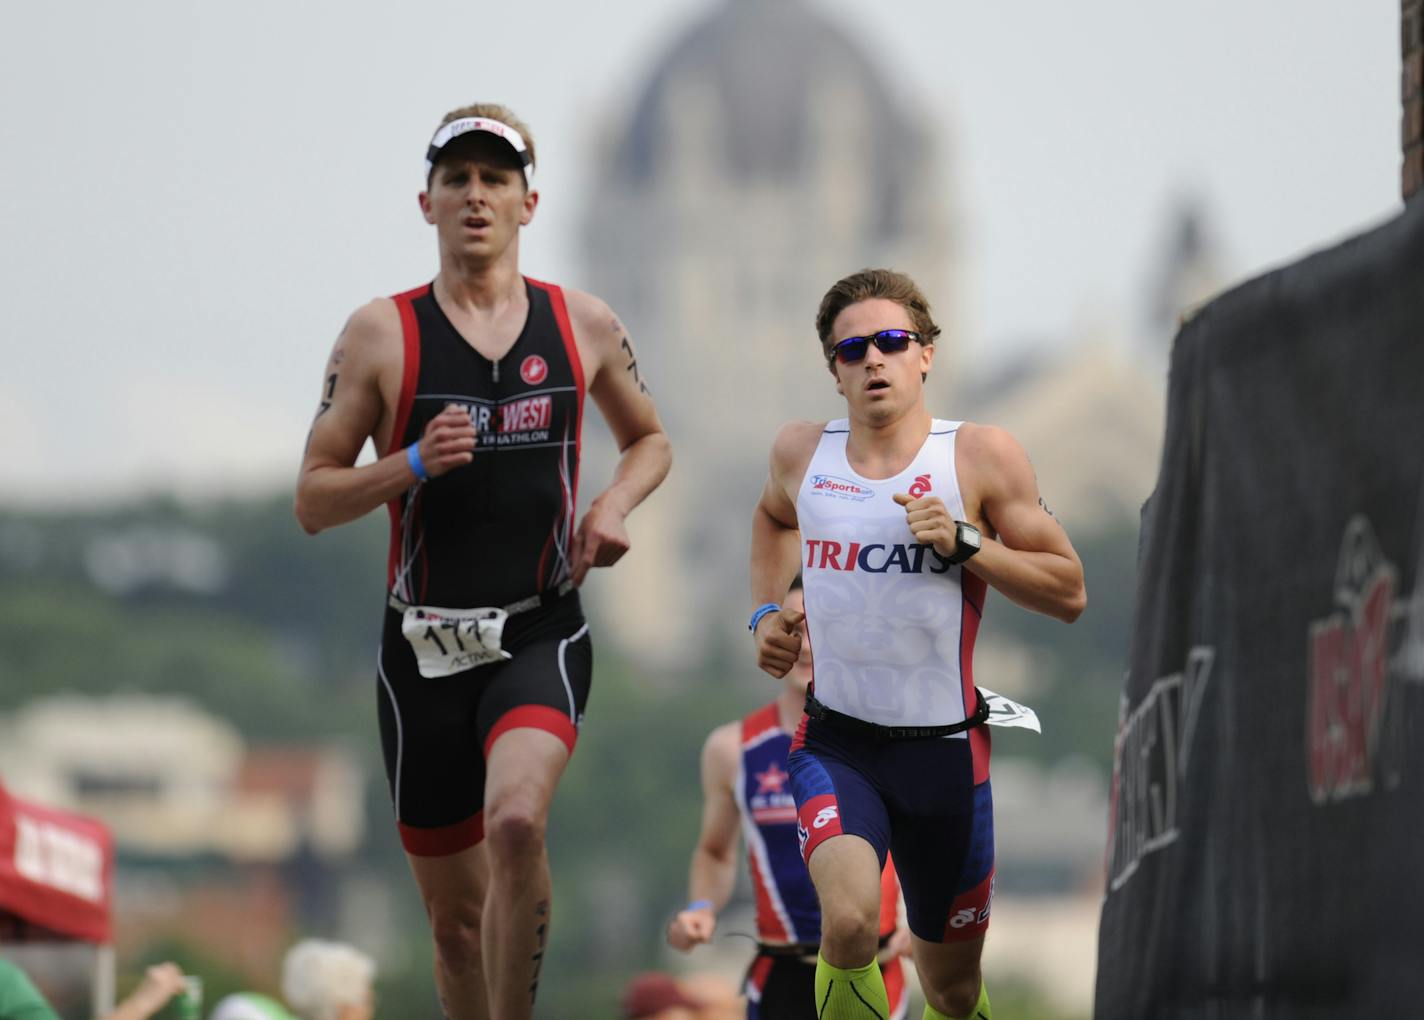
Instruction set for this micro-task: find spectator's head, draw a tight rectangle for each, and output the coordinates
[621,972,740,1020]
[620,971,701,1019]
[280,939,375,1020]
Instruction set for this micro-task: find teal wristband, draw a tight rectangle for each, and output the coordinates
[405,442,428,482]
[748,603,780,633]
[686,899,713,913]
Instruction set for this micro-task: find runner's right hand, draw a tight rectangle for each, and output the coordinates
[666,905,716,952]
[755,609,805,678]
[418,404,478,478]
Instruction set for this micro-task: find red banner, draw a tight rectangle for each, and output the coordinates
[0,782,112,943]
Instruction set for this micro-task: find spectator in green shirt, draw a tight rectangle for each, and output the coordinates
[0,958,187,1020]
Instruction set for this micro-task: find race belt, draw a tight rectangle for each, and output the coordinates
[804,686,1041,740]
[388,580,574,679]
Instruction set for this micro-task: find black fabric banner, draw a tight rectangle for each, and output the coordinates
[1095,199,1424,1018]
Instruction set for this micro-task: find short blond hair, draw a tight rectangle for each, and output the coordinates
[433,102,537,178]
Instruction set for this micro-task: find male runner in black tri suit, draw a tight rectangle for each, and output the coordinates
[295,103,672,1020]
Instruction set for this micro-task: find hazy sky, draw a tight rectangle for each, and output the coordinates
[0,0,1402,502]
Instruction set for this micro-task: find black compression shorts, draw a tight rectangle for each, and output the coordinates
[375,591,592,855]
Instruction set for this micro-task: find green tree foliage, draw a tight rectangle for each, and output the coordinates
[0,494,1137,1018]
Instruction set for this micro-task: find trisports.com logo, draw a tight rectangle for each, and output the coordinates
[809,475,874,501]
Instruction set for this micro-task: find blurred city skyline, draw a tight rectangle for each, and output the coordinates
[0,0,1403,502]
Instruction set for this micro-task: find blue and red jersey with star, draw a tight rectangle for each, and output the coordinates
[736,702,899,943]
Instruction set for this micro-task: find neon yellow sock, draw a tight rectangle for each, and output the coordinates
[814,953,890,1019]
[923,980,991,1020]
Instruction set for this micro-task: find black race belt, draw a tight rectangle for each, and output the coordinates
[386,578,574,616]
[756,932,894,964]
[804,688,989,741]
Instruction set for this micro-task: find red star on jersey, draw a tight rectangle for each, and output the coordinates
[755,762,789,795]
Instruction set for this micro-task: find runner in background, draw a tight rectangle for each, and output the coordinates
[668,579,910,1019]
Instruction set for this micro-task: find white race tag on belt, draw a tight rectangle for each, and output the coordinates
[979,688,1041,733]
[400,605,512,678]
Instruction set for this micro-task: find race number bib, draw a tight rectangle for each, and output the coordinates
[979,688,1042,733]
[400,605,512,678]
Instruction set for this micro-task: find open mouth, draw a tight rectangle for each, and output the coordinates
[867,379,890,391]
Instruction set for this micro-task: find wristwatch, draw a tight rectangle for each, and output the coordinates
[944,521,982,566]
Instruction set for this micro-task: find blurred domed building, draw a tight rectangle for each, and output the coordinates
[581,0,959,663]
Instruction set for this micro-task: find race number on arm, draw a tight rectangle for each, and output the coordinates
[564,291,672,585]
[294,299,476,534]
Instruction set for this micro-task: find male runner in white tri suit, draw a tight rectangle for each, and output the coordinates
[748,269,1085,1020]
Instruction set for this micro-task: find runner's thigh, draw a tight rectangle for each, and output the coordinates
[883,738,994,942]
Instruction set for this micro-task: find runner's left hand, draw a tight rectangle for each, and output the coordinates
[570,500,631,585]
[667,905,716,952]
[893,492,956,558]
[877,925,913,963]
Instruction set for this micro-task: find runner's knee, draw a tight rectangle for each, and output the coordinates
[923,963,981,1018]
[483,799,547,864]
[817,896,879,962]
[428,902,483,973]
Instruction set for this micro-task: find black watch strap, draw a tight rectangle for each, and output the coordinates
[945,521,981,566]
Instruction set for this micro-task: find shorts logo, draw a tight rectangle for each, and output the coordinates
[520,355,549,385]
[943,872,995,939]
[810,475,875,501]
[795,794,842,862]
[908,473,933,499]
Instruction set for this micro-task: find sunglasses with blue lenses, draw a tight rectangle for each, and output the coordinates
[829,329,923,364]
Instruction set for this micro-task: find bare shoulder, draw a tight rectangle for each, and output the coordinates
[339,298,404,369]
[346,296,402,337]
[957,421,1035,481]
[701,721,742,782]
[561,287,620,348]
[771,419,825,467]
[956,421,1045,521]
[560,286,613,326]
[956,421,1026,462]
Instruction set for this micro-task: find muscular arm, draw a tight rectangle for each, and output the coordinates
[750,422,819,675]
[293,300,475,535]
[565,292,673,584]
[903,424,1085,623]
[667,723,742,952]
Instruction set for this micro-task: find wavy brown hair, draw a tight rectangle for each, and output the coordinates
[815,268,941,361]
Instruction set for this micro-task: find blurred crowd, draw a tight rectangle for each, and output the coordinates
[0,939,374,1020]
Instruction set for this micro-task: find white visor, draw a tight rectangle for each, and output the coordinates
[424,116,534,184]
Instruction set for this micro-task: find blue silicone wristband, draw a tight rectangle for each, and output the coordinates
[686,899,713,913]
[748,602,780,633]
[405,442,428,481]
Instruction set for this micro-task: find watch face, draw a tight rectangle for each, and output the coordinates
[961,525,981,549]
